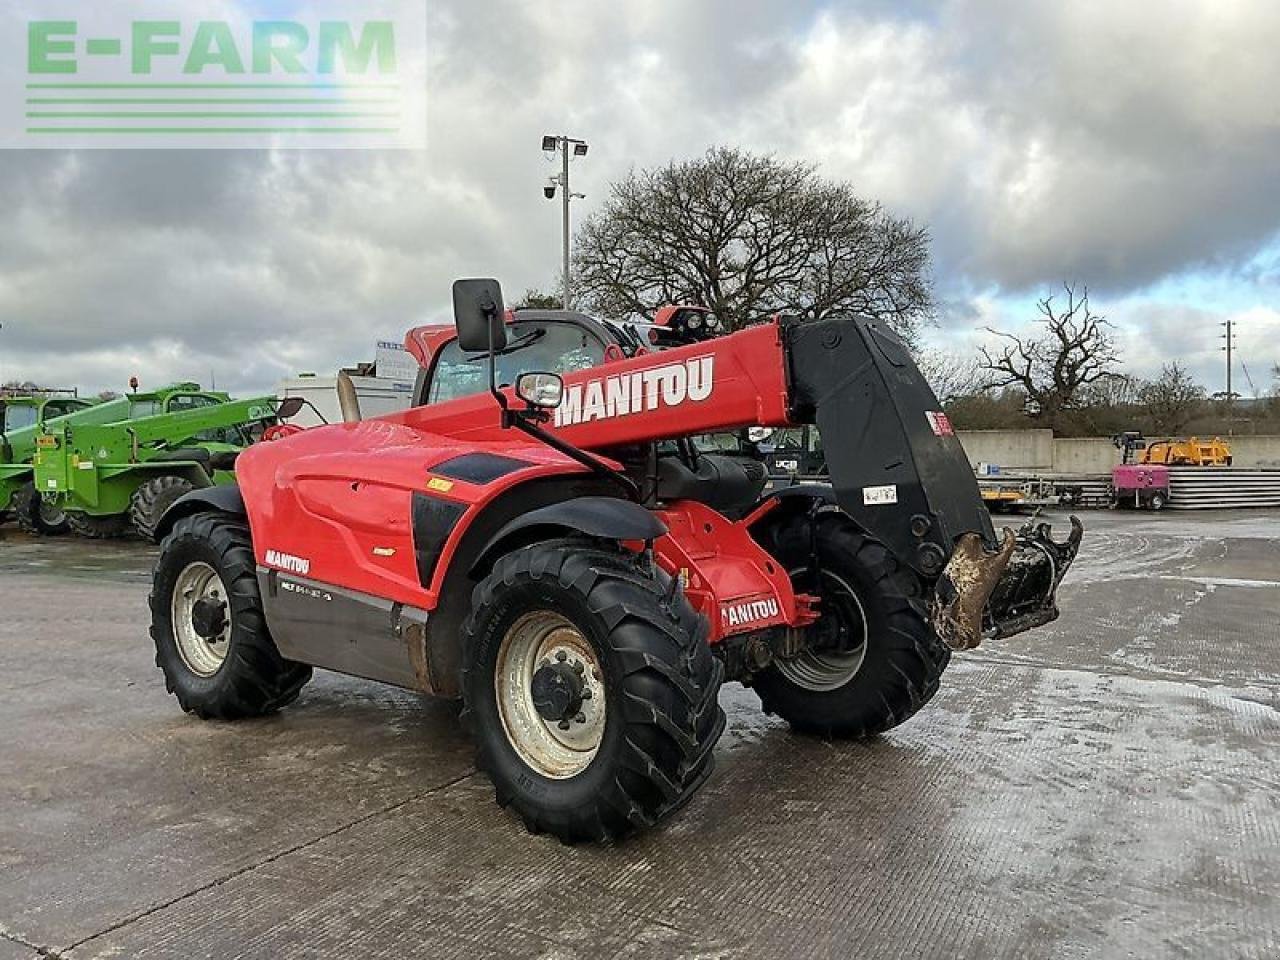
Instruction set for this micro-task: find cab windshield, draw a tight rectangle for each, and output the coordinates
[3,405,38,432]
[428,321,606,404]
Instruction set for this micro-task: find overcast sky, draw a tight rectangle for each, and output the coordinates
[1,0,1278,398]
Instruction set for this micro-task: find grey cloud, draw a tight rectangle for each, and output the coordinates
[2,0,1279,393]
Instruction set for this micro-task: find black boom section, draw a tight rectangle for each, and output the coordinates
[784,316,995,576]
[433,452,530,484]
[412,492,467,587]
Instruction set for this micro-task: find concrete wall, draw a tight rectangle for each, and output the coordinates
[956,430,1280,474]
[1228,436,1280,468]
[956,429,1054,471]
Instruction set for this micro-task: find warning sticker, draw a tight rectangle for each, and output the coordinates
[863,484,898,506]
[925,411,954,436]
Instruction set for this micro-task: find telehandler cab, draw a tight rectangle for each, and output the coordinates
[150,278,1081,843]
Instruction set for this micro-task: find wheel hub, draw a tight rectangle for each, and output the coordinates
[170,561,231,678]
[531,659,586,724]
[494,612,606,779]
[190,596,228,640]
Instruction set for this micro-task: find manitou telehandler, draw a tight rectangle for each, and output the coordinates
[149,279,1081,843]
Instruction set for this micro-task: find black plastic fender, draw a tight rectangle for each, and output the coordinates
[153,485,246,542]
[470,496,667,575]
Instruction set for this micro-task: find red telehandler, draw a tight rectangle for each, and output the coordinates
[149,279,1081,843]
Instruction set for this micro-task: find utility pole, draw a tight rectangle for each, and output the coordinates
[1221,317,1237,405]
[541,134,589,310]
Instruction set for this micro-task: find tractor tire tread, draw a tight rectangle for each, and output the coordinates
[753,513,950,739]
[131,474,196,541]
[462,540,724,844]
[150,513,311,720]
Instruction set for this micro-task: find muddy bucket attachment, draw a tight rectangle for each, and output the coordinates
[783,315,1084,650]
[929,516,1083,650]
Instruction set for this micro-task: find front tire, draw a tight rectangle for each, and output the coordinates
[150,513,311,719]
[131,475,195,541]
[12,482,70,535]
[752,513,949,738]
[462,542,725,843]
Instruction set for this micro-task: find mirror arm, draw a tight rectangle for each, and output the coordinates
[509,416,641,502]
[486,305,509,420]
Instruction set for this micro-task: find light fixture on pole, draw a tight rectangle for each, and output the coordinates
[541,134,589,310]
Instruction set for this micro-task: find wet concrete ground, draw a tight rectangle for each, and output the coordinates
[1,510,1278,959]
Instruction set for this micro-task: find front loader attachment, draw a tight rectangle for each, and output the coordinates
[783,316,1082,648]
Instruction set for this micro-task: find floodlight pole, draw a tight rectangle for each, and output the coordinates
[561,142,571,311]
[543,134,588,311]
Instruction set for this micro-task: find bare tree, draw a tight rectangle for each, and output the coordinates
[572,147,933,341]
[512,288,562,310]
[979,283,1119,429]
[1137,362,1205,434]
[917,350,984,404]
[1081,372,1141,408]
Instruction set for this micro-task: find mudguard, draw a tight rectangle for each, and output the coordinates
[471,496,667,574]
[153,485,246,542]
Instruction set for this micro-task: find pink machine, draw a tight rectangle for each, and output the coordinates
[1112,464,1170,510]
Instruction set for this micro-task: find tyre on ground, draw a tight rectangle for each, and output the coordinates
[750,512,950,738]
[150,513,312,719]
[131,474,195,541]
[11,481,70,536]
[461,541,726,843]
[66,511,133,539]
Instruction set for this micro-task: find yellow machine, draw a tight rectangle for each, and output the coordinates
[1139,437,1232,467]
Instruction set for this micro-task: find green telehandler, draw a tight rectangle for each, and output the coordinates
[30,390,285,539]
[1,390,109,534]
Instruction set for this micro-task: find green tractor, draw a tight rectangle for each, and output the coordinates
[0,390,115,534]
[31,388,287,539]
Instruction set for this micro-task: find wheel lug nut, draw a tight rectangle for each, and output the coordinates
[572,660,584,674]
[574,712,586,724]
[555,650,568,662]
[558,719,571,730]
[580,688,592,700]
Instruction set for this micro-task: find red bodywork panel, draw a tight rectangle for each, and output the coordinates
[239,320,804,643]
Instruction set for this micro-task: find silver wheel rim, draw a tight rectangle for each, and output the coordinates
[775,568,869,692]
[494,611,607,780]
[171,561,231,677]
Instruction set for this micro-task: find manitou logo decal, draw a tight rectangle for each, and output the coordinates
[554,357,714,428]
[265,549,310,575]
[721,597,780,629]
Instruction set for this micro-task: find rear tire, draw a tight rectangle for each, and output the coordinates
[12,482,70,536]
[462,542,725,843]
[752,513,949,738]
[150,513,311,719]
[66,511,132,539]
[1148,492,1166,511]
[131,475,195,541]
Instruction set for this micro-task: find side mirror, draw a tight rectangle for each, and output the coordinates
[452,278,507,353]
[276,397,305,420]
[515,372,564,410]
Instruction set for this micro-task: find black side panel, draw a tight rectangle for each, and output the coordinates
[412,492,467,587]
[785,317,995,576]
[433,452,529,484]
[258,569,432,692]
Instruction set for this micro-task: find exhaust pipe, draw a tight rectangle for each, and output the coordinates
[336,371,363,423]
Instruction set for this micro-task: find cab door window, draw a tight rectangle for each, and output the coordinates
[427,321,606,405]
